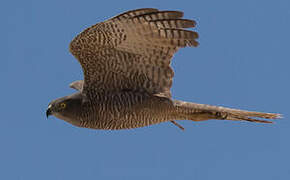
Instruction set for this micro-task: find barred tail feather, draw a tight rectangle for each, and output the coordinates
[173,100,281,123]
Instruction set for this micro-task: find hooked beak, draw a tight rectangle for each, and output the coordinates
[46,105,52,118]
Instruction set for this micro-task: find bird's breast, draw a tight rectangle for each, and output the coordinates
[79,92,174,130]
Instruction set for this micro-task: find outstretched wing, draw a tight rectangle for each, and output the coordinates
[69,8,198,98]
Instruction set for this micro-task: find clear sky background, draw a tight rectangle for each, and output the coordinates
[3,0,290,179]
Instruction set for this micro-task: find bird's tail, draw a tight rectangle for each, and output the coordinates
[173,100,282,123]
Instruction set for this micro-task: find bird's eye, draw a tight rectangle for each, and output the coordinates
[60,103,66,109]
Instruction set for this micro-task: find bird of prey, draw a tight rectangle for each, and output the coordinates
[46,8,281,130]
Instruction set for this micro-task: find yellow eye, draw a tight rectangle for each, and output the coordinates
[60,103,66,109]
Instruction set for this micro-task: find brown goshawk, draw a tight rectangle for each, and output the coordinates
[46,8,281,130]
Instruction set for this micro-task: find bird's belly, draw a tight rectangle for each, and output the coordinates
[81,94,175,130]
[84,111,169,130]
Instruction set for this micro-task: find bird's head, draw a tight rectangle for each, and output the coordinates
[46,93,83,125]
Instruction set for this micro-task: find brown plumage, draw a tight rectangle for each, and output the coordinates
[46,8,281,130]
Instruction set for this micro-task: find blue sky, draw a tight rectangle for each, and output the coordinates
[3,0,290,179]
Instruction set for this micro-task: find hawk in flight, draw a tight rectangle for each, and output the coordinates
[46,8,281,130]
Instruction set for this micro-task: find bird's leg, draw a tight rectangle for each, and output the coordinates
[170,121,185,131]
